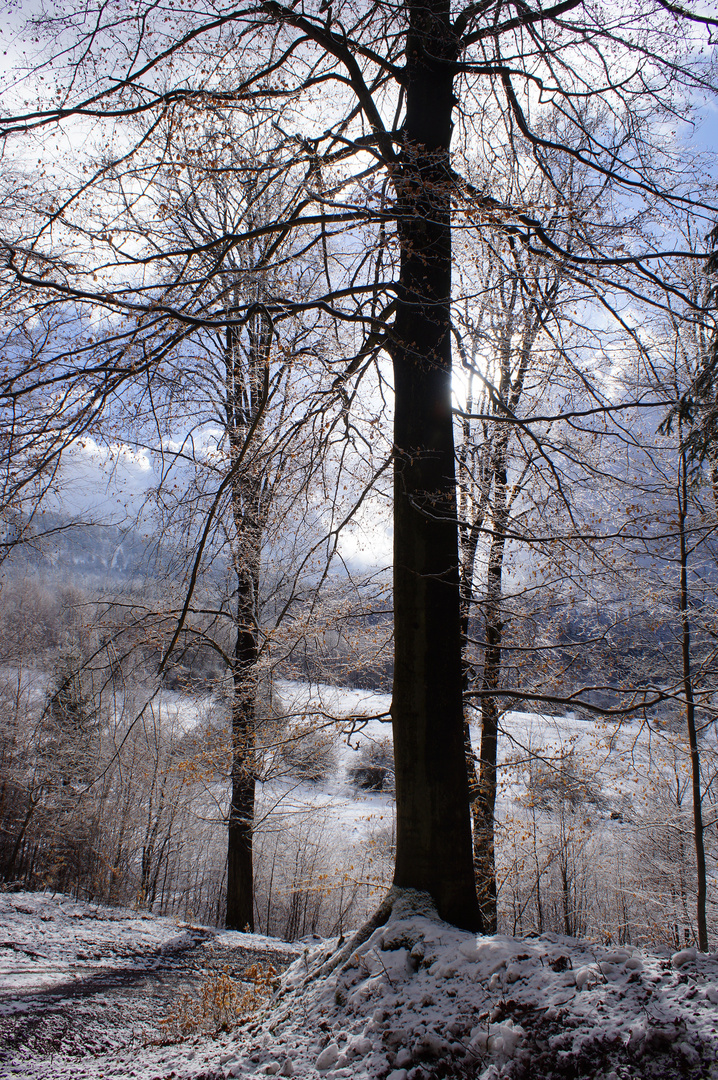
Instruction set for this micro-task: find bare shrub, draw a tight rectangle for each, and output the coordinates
[157,963,277,1041]
[526,747,606,812]
[347,737,395,792]
[279,724,338,784]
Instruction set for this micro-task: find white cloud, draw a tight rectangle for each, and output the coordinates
[56,437,155,522]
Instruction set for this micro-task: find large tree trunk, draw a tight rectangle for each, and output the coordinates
[390,0,482,932]
[226,571,259,931]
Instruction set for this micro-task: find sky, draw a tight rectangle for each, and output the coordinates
[57,437,155,523]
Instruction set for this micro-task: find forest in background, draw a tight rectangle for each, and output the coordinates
[1,505,716,952]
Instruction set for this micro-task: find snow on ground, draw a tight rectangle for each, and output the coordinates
[276,681,392,726]
[0,892,295,999]
[275,679,393,777]
[155,689,217,736]
[274,680,649,807]
[2,891,718,1079]
[0,891,299,1079]
[263,681,395,846]
[267,685,650,853]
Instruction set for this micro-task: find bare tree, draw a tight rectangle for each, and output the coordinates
[623,240,718,951]
[112,105,364,929]
[1,0,716,931]
[452,150,618,928]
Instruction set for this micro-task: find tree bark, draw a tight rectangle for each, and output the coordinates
[456,273,545,932]
[225,307,268,932]
[226,572,258,931]
[473,441,512,933]
[390,0,482,931]
[678,442,708,951]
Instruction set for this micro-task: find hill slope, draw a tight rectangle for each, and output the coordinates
[2,892,717,1079]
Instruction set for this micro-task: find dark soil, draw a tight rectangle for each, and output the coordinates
[0,929,297,1064]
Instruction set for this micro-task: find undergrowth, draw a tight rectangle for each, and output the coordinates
[156,964,277,1042]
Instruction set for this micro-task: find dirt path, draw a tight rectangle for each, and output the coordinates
[0,927,298,1076]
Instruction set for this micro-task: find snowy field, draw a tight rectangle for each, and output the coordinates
[274,677,655,812]
[2,890,718,1079]
[264,683,667,882]
[259,680,395,845]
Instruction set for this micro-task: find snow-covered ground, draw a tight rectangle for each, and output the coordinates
[0,892,296,999]
[258,680,395,846]
[2,891,718,1079]
[276,680,392,727]
[265,683,665,879]
[274,678,655,815]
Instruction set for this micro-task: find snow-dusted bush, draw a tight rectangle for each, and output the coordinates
[158,964,277,1040]
[347,737,395,792]
[278,724,339,784]
[252,810,387,940]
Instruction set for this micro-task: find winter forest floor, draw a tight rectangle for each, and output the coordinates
[1,893,718,1080]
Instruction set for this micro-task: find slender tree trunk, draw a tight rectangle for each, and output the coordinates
[561,857,571,936]
[456,276,541,931]
[474,456,509,933]
[461,531,482,878]
[677,443,708,951]
[532,805,544,934]
[460,494,485,830]
[3,792,38,882]
[390,0,481,931]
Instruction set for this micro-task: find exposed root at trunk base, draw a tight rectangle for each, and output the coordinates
[288,888,441,990]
